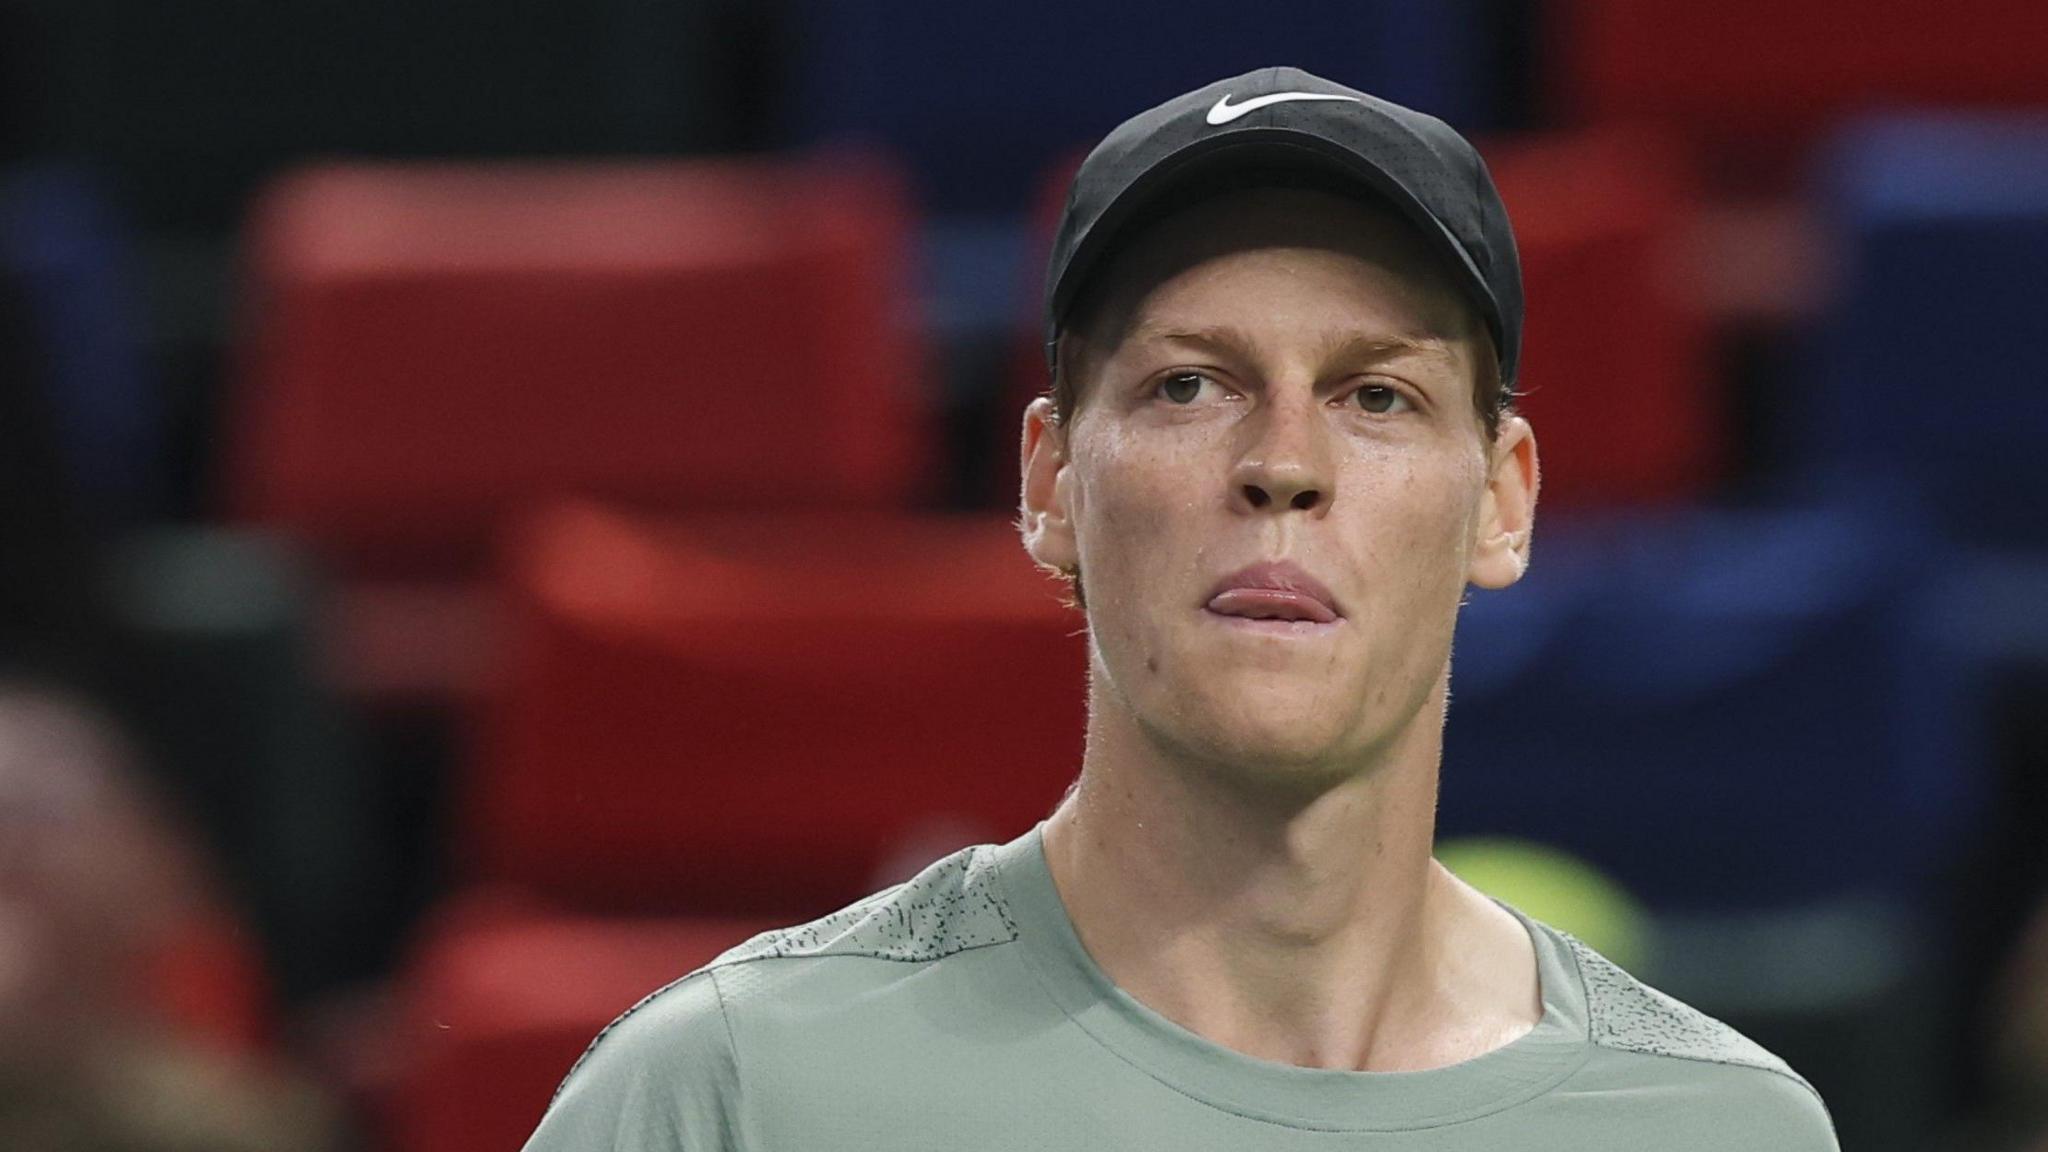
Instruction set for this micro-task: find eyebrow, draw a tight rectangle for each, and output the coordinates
[1125,322,1461,369]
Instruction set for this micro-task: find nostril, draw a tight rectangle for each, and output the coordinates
[1243,485,1270,508]
[1291,490,1319,511]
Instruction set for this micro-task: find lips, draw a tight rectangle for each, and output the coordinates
[1204,562,1342,624]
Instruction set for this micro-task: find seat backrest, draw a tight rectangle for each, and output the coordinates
[0,165,158,527]
[1807,114,2048,549]
[1442,502,1976,912]
[1483,130,1717,505]
[789,0,1502,214]
[231,157,932,577]
[394,898,773,1152]
[1552,0,2048,188]
[468,502,1087,913]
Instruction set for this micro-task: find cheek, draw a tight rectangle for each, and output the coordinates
[1393,453,1482,548]
[1068,427,1221,683]
[1301,444,1479,635]
[1071,431,1192,594]
[1370,448,1490,605]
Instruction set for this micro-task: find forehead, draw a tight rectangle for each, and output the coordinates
[1073,186,1480,358]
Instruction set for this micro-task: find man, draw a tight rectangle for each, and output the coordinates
[524,67,1840,1150]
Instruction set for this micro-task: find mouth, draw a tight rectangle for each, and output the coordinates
[1203,562,1344,631]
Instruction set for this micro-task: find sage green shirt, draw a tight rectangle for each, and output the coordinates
[525,823,1838,1150]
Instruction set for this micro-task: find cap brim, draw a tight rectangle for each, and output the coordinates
[1047,127,1502,368]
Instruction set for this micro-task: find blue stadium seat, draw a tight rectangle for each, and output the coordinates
[1808,114,2048,549]
[1444,500,1989,1152]
[0,164,157,526]
[1441,501,1978,915]
[787,2,1500,216]
[786,2,1502,346]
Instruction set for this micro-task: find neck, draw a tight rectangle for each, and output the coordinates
[1041,668,1537,1072]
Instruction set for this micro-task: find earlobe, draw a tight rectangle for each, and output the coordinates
[1468,416,1539,590]
[1019,397,1079,572]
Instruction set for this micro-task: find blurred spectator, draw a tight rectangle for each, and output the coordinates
[0,685,340,1152]
[3,216,351,1147]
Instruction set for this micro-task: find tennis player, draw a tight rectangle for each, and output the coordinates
[523,66,1840,1150]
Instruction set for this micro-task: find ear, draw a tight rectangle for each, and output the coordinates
[1468,414,1538,590]
[1019,396,1078,573]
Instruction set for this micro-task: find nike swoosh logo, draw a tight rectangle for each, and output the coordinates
[1205,91,1363,125]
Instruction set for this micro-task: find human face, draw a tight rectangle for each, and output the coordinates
[1020,187,1537,790]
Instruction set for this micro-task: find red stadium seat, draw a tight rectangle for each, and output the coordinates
[392,894,773,1152]
[1483,130,1718,506]
[231,155,932,579]
[467,501,1087,913]
[139,905,277,1058]
[1553,0,2048,188]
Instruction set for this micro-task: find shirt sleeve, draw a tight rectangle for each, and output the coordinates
[1712,1064,1842,1152]
[522,969,745,1152]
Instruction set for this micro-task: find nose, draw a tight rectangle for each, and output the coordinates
[1230,396,1334,515]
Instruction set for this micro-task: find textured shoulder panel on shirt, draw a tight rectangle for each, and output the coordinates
[1563,931,1816,1092]
[709,843,1019,966]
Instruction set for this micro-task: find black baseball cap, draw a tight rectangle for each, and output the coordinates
[1044,65,1522,389]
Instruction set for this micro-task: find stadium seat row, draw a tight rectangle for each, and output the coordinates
[228,113,2048,599]
[232,133,1724,589]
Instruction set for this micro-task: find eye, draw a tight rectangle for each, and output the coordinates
[1157,371,1218,405]
[1351,383,1414,415]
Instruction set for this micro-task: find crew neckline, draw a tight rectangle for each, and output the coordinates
[990,821,1592,1131]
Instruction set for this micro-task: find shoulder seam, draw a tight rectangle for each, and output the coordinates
[704,933,1018,973]
[706,967,746,1148]
[703,844,1020,968]
[1564,931,1828,1110]
[1600,1038,1831,1109]
[547,968,704,1108]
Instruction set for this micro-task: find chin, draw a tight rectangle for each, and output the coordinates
[1140,679,1370,783]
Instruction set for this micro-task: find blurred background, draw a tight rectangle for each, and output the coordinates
[2,1,2046,1149]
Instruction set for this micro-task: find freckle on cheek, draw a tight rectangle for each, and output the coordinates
[1145,653,1160,675]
